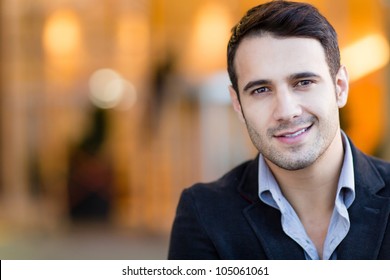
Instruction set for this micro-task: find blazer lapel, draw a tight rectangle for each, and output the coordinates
[238,156,305,259]
[338,146,390,259]
[243,202,305,259]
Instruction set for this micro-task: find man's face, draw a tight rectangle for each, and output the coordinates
[230,35,348,170]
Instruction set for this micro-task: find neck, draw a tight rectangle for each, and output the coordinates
[265,129,344,212]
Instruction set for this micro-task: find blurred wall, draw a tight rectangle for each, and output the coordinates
[0,0,389,239]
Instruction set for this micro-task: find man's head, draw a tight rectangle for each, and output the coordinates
[227,0,349,171]
[227,0,340,96]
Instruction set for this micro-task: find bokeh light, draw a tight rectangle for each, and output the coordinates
[42,9,82,57]
[342,33,390,82]
[88,68,137,110]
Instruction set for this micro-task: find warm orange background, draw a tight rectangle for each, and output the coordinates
[0,0,389,259]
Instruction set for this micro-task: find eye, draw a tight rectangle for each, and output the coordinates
[252,87,271,95]
[295,80,313,87]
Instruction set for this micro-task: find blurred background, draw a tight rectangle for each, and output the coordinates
[1,0,390,259]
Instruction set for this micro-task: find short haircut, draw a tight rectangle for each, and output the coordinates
[227,0,340,95]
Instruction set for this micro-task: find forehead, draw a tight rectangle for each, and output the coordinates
[234,35,330,86]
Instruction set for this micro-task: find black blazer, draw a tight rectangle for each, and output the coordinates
[168,141,390,259]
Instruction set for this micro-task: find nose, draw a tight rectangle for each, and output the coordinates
[272,88,302,121]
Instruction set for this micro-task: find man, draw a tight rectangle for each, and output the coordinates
[168,0,390,259]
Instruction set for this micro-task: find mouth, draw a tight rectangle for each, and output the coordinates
[274,124,313,139]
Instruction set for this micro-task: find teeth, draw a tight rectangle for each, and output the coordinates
[284,128,307,138]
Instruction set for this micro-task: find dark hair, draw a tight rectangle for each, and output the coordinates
[227,0,340,94]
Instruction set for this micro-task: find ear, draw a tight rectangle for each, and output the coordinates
[335,65,349,108]
[229,86,245,123]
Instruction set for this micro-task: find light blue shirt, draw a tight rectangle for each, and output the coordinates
[258,131,355,260]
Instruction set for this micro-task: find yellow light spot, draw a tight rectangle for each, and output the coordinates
[188,3,232,73]
[43,10,81,57]
[341,34,390,82]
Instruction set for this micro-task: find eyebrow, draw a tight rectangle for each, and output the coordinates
[290,71,321,80]
[242,71,321,93]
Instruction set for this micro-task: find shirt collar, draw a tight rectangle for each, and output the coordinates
[337,131,355,207]
[258,130,355,208]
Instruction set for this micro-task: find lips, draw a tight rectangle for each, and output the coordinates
[274,124,312,138]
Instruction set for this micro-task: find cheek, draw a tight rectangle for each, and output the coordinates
[305,99,339,124]
[299,90,338,115]
[242,102,270,129]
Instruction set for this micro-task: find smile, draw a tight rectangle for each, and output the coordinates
[274,124,313,143]
[282,127,309,138]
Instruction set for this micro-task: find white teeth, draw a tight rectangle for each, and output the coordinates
[284,128,307,138]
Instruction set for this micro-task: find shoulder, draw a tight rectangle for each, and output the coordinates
[183,158,256,199]
[355,148,390,176]
[173,157,258,236]
[364,155,390,182]
[353,147,390,196]
[169,156,264,260]
[176,156,259,215]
